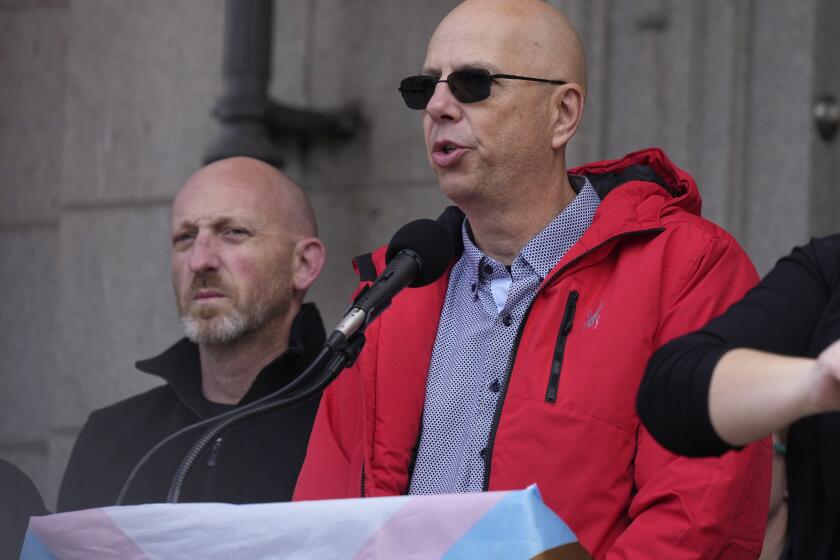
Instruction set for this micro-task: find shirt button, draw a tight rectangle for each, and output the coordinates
[489,379,500,393]
[471,283,477,292]
[483,264,493,275]
[502,314,512,327]
[479,448,488,459]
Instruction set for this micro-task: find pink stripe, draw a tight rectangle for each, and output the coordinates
[30,509,150,560]
[352,492,504,559]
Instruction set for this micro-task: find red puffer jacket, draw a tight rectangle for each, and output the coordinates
[295,148,771,559]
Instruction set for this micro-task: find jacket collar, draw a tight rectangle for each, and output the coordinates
[436,147,691,263]
[134,303,326,417]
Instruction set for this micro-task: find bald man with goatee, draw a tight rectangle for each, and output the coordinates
[59,157,327,510]
[296,1,771,557]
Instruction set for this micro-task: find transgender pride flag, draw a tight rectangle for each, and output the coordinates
[21,484,588,559]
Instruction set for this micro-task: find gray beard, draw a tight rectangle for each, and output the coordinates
[179,292,291,347]
[180,309,248,346]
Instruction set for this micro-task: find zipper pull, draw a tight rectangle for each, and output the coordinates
[207,437,223,467]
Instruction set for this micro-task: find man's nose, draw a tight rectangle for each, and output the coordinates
[187,234,220,273]
[425,81,463,121]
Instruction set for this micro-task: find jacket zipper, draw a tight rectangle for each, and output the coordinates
[545,290,579,403]
[200,436,224,501]
[481,227,664,490]
[360,464,366,497]
[206,437,223,467]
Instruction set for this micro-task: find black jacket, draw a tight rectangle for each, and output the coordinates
[57,303,325,511]
[638,235,840,559]
[0,459,47,559]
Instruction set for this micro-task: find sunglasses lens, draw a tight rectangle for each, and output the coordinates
[399,76,437,110]
[398,69,492,109]
[448,69,491,103]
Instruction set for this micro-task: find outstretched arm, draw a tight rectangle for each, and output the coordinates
[709,339,840,446]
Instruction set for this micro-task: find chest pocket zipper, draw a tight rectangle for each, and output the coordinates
[545,290,578,403]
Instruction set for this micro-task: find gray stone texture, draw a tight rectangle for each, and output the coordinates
[271,0,310,106]
[1,0,838,511]
[553,0,609,168]
[742,0,819,273]
[810,0,840,239]
[308,182,449,326]
[0,227,57,441]
[52,205,181,428]
[0,1,67,224]
[0,224,57,509]
[58,0,223,206]
[300,0,454,194]
[690,0,748,232]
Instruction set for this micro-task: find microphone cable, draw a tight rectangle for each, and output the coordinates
[166,334,365,503]
[115,343,334,505]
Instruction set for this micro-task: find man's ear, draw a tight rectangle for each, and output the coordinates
[550,83,585,150]
[291,237,326,292]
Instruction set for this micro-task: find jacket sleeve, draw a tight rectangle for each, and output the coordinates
[294,253,384,501]
[293,358,365,500]
[57,414,102,512]
[608,233,772,559]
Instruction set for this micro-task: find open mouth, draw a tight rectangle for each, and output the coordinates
[433,140,463,154]
[430,140,467,167]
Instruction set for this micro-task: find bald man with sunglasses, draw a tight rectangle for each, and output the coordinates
[296,1,771,558]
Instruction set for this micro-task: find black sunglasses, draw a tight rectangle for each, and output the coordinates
[398,67,567,110]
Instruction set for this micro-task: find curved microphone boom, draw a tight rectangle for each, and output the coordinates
[327,218,452,350]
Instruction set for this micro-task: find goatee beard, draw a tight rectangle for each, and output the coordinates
[181,310,247,345]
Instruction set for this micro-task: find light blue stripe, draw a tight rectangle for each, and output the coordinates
[18,531,56,560]
[442,486,577,560]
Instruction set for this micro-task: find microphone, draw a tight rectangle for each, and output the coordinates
[327,218,452,349]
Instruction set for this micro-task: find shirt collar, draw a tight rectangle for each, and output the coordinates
[460,221,489,282]
[460,177,600,281]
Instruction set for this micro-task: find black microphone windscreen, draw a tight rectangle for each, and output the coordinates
[385,218,453,287]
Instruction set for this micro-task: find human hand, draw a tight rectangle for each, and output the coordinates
[808,339,840,413]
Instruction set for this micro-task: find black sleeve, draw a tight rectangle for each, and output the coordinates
[637,236,840,457]
[0,459,48,560]
[57,414,102,512]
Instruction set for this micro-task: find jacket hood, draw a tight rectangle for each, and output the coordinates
[571,146,701,220]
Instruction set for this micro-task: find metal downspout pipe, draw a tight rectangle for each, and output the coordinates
[204,0,358,168]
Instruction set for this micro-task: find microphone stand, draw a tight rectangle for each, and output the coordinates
[165,331,367,503]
